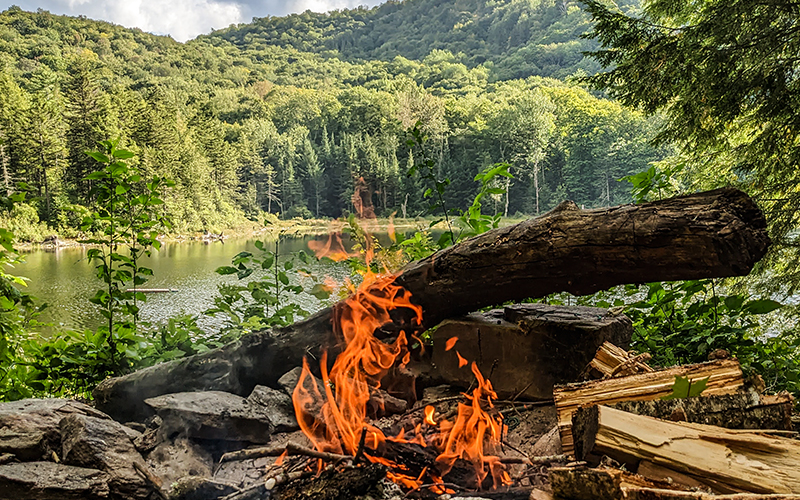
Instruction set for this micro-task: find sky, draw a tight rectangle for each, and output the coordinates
[4,0,386,42]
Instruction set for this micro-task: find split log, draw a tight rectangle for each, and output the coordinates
[582,341,654,379]
[626,489,800,500]
[609,392,794,431]
[572,405,800,494]
[554,358,745,456]
[549,466,678,500]
[94,188,769,421]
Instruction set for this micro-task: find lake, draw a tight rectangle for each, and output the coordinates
[16,233,361,334]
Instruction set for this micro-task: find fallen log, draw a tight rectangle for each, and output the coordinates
[94,188,770,421]
[572,405,800,494]
[554,358,745,456]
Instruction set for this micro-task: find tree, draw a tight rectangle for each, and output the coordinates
[581,0,800,285]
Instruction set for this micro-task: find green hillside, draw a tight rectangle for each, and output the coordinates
[208,0,613,80]
[0,1,665,240]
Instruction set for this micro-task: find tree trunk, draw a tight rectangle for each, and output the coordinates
[93,188,770,421]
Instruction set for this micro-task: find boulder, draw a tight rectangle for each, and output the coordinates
[277,367,303,395]
[147,437,213,489]
[144,391,274,443]
[430,304,632,400]
[60,414,152,500]
[168,476,238,500]
[246,385,298,433]
[0,461,110,500]
[0,398,110,461]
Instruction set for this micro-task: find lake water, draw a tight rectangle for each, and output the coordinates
[16,233,359,334]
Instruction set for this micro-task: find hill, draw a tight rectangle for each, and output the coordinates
[0,1,665,240]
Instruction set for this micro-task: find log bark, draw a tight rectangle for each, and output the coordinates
[93,188,769,421]
[572,405,800,494]
[554,359,745,457]
[609,392,794,431]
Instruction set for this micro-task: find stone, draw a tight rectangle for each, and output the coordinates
[246,385,299,433]
[430,304,632,400]
[277,366,303,395]
[60,413,152,500]
[145,391,274,443]
[168,476,238,500]
[0,461,110,499]
[0,398,110,461]
[147,437,213,489]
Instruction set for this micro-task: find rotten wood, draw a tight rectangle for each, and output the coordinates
[93,188,770,421]
[554,358,745,456]
[572,405,800,494]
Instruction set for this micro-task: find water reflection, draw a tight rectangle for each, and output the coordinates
[17,234,359,334]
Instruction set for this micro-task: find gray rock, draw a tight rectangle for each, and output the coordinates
[0,461,110,499]
[246,385,298,433]
[431,304,632,400]
[168,476,238,500]
[0,398,110,461]
[277,367,303,395]
[145,391,274,443]
[60,413,152,500]
[147,437,213,489]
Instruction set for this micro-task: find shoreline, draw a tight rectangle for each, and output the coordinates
[15,216,440,251]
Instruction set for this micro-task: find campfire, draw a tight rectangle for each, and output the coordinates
[8,189,789,500]
[292,236,511,495]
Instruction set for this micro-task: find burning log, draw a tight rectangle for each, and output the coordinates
[94,188,769,421]
[572,405,800,494]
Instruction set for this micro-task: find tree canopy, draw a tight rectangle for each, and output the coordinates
[582,0,800,286]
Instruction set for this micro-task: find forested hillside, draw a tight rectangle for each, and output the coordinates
[206,0,639,80]
[0,1,665,240]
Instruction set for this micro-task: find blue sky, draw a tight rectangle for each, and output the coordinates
[3,0,385,42]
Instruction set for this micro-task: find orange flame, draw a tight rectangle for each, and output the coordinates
[424,405,436,426]
[292,243,508,491]
[308,232,355,261]
[456,351,468,368]
[445,336,458,351]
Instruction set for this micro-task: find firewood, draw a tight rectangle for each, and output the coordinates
[572,405,800,494]
[94,188,770,421]
[549,466,677,500]
[583,341,654,379]
[554,359,745,456]
[626,488,800,500]
[609,392,794,431]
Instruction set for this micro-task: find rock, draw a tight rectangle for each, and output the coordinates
[168,476,238,500]
[147,437,213,489]
[145,391,274,443]
[277,367,303,395]
[133,427,160,454]
[0,461,110,499]
[367,388,407,417]
[246,385,298,433]
[60,414,152,500]
[0,398,110,461]
[529,425,562,457]
[212,456,270,490]
[430,304,632,400]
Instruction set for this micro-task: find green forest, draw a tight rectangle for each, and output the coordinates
[0,0,664,239]
[0,0,799,407]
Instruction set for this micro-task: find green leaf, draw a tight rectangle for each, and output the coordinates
[215,266,238,275]
[661,376,709,400]
[744,299,782,315]
[86,152,110,163]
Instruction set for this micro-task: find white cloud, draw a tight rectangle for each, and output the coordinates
[8,0,385,42]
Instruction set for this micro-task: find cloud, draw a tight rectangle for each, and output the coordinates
[9,0,385,42]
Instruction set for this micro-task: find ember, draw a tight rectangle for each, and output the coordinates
[293,240,510,492]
